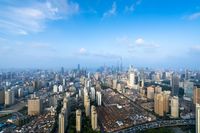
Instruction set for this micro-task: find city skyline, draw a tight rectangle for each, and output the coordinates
[0,0,200,69]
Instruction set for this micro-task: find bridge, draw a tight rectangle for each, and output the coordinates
[0,109,18,115]
[114,119,195,133]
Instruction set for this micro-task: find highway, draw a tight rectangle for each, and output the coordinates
[114,119,195,133]
[0,101,26,115]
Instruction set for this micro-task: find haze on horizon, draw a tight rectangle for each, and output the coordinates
[0,0,200,69]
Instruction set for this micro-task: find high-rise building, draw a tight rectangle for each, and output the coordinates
[194,86,200,104]
[5,89,15,106]
[58,109,66,133]
[171,74,179,96]
[117,83,122,92]
[53,85,58,93]
[62,78,66,86]
[76,109,82,132]
[90,87,96,101]
[163,91,171,113]
[183,81,194,99]
[78,64,80,71]
[0,89,4,105]
[171,96,179,118]
[63,97,70,124]
[139,80,144,88]
[58,85,63,92]
[154,93,164,116]
[196,104,200,133]
[18,88,23,98]
[84,92,88,108]
[112,79,117,89]
[94,72,99,80]
[129,71,135,88]
[61,67,64,75]
[96,91,102,106]
[28,98,43,116]
[85,96,91,117]
[91,105,98,130]
[185,69,189,80]
[155,86,162,93]
[147,86,155,99]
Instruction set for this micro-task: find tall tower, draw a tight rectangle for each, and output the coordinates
[58,110,66,133]
[171,96,179,118]
[154,93,164,116]
[28,98,43,116]
[90,87,96,101]
[5,89,15,106]
[129,71,135,88]
[76,109,82,132]
[196,104,200,133]
[163,91,171,113]
[120,57,123,72]
[185,69,189,80]
[147,86,155,99]
[85,97,91,117]
[61,67,64,75]
[0,89,4,105]
[63,97,69,126]
[112,79,117,89]
[96,91,102,106]
[91,105,98,130]
[171,74,179,96]
[194,86,200,104]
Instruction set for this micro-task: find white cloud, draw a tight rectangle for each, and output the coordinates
[135,38,145,45]
[125,0,142,12]
[188,12,200,20]
[78,48,120,59]
[116,36,160,54]
[116,36,130,45]
[191,45,200,51]
[79,48,87,54]
[135,38,159,48]
[0,0,79,35]
[125,5,135,12]
[102,2,117,19]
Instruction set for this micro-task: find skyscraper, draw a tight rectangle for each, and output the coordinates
[185,69,189,80]
[194,86,200,105]
[96,91,102,106]
[5,89,15,106]
[28,98,43,116]
[163,91,171,113]
[0,89,4,105]
[61,67,64,75]
[90,87,96,101]
[91,105,98,130]
[76,109,82,132]
[78,64,80,71]
[171,74,179,96]
[147,86,155,99]
[63,97,70,125]
[85,96,91,117]
[112,79,117,89]
[196,104,200,133]
[155,86,162,94]
[154,93,164,116]
[58,109,66,133]
[129,71,135,88]
[171,96,179,118]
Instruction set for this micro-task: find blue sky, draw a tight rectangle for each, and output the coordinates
[0,0,200,69]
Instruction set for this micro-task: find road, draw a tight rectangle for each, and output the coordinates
[0,101,26,115]
[114,119,195,133]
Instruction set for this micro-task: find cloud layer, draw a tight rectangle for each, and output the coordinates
[102,2,117,19]
[0,0,79,35]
